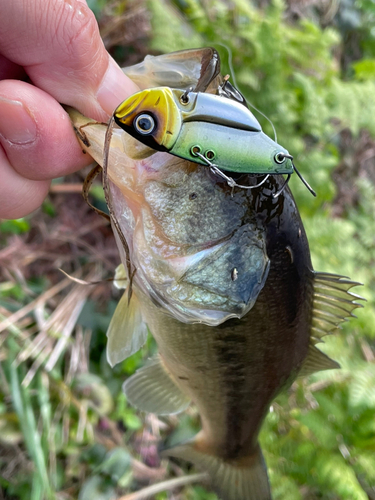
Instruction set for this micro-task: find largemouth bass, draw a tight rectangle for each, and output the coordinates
[68,48,363,500]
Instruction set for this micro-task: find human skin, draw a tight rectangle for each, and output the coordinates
[0,0,139,219]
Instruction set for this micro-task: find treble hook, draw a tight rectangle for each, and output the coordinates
[293,162,317,197]
[273,153,317,198]
[272,173,292,198]
[194,151,270,191]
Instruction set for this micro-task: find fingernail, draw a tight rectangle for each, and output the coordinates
[97,57,139,116]
[0,97,37,144]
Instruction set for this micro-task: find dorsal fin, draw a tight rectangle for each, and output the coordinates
[311,272,365,340]
[123,48,220,92]
[299,272,365,377]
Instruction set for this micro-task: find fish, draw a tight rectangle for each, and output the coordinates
[67,48,364,500]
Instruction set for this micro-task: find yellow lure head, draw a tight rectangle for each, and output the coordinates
[114,87,182,151]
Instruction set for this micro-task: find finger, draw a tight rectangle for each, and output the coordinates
[0,0,139,120]
[0,54,25,80]
[0,145,50,219]
[0,80,92,181]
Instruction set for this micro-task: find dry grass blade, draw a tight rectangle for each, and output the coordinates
[0,278,73,334]
[67,326,90,380]
[17,267,102,386]
[116,473,209,500]
[59,268,107,286]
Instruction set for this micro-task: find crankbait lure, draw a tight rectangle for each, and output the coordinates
[113,85,316,196]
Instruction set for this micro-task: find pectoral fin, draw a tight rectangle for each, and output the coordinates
[106,288,148,367]
[123,357,190,415]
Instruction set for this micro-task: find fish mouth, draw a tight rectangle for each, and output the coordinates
[104,155,271,326]
[67,109,270,326]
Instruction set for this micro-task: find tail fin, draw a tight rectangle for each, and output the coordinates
[162,441,271,500]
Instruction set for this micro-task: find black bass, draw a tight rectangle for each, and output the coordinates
[68,48,363,500]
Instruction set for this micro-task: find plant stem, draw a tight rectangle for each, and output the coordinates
[116,472,209,500]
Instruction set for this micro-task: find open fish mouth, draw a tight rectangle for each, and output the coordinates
[106,152,270,326]
[68,108,271,326]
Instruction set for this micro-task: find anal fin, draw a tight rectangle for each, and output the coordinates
[299,341,340,377]
[162,441,271,500]
[123,357,190,415]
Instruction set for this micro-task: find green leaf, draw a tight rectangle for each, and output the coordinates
[78,475,116,500]
[96,448,131,482]
[353,59,375,80]
[0,218,30,234]
[123,411,142,431]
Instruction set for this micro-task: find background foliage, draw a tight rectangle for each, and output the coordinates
[1,0,375,498]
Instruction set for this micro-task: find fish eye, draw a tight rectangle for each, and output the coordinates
[274,152,286,164]
[134,114,155,135]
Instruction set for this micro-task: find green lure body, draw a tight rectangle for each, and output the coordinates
[114,87,294,176]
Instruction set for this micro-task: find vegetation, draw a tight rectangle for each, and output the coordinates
[1,0,375,498]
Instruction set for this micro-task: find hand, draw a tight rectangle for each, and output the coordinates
[0,0,139,219]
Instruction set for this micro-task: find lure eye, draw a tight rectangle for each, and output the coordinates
[134,114,155,135]
[274,152,286,164]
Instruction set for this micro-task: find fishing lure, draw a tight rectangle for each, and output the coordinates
[113,84,316,196]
